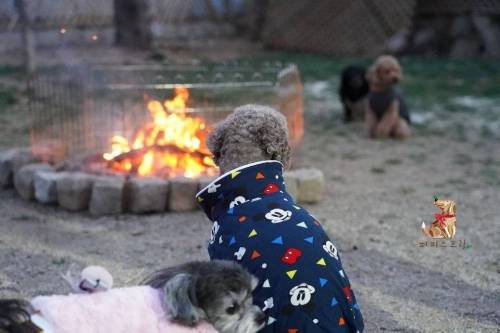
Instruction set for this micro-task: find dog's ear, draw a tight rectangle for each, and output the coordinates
[447,201,456,215]
[391,59,403,82]
[396,64,403,81]
[257,115,291,169]
[0,299,42,333]
[206,121,228,167]
[162,273,206,327]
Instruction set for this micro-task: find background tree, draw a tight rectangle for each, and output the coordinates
[113,0,152,49]
[14,0,36,77]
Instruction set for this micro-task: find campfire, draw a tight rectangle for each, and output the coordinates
[22,63,304,214]
[29,63,303,181]
[101,86,217,178]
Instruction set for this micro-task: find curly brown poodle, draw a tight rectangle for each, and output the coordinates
[365,55,411,139]
[207,104,291,173]
[200,104,365,333]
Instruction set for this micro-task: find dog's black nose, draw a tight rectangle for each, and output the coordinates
[255,312,266,326]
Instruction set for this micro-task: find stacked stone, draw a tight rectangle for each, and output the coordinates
[1,149,325,215]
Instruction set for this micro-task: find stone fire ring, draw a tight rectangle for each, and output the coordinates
[0,148,324,216]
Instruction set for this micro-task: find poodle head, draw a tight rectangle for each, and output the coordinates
[207,104,291,173]
[366,55,402,88]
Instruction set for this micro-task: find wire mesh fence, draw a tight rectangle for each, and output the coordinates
[28,62,303,163]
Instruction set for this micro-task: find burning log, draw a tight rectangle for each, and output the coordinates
[108,145,211,164]
[106,144,215,178]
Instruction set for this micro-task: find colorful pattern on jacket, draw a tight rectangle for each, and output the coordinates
[196,161,364,333]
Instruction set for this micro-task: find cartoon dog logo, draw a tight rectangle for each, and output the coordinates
[265,208,292,223]
[229,196,248,209]
[421,197,457,239]
[289,283,316,306]
[323,240,339,260]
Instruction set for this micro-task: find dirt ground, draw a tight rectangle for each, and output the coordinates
[0,43,499,333]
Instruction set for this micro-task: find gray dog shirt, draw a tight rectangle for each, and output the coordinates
[369,87,410,124]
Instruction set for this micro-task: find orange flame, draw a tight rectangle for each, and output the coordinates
[103,86,216,178]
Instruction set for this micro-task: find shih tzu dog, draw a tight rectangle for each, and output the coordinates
[196,105,364,332]
[0,260,264,333]
[145,260,265,333]
[0,299,41,333]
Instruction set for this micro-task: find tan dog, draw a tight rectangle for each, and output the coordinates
[365,55,411,139]
[421,198,457,239]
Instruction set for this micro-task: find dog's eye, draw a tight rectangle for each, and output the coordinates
[226,302,240,315]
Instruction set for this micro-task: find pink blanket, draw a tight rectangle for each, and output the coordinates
[31,286,218,333]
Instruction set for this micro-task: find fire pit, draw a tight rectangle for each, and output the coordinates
[0,62,319,215]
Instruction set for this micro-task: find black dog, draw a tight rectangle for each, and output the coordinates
[339,65,369,122]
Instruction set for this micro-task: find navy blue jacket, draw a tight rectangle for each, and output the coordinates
[197,161,364,333]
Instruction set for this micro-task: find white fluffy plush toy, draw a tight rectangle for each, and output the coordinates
[62,265,114,293]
